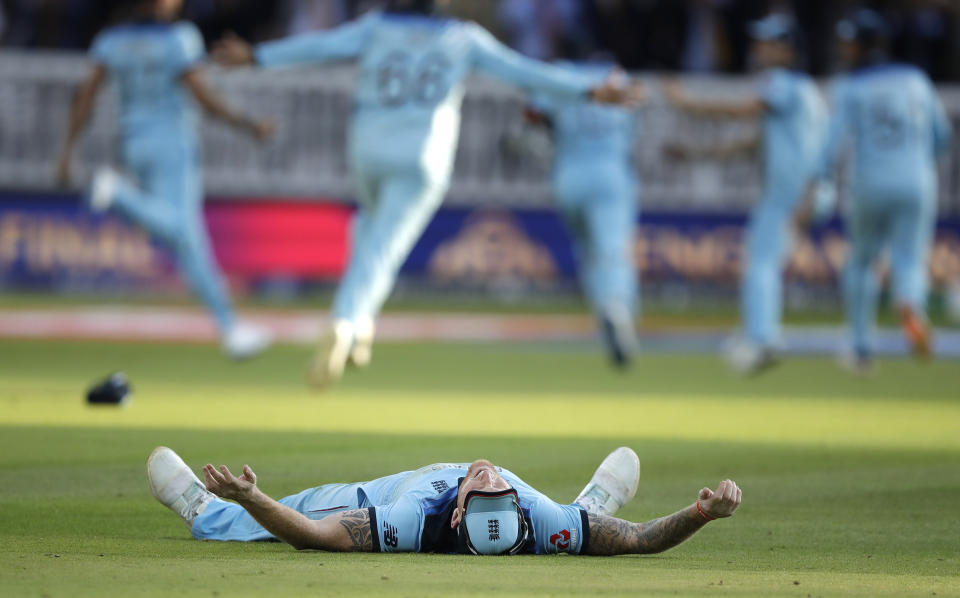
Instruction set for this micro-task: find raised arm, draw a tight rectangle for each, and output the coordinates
[469,26,641,106]
[182,69,274,141]
[806,81,853,221]
[664,80,766,120]
[212,16,374,69]
[583,479,741,556]
[470,26,587,97]
[663,134,761,162]
[56,64,106,186]
[202,463,373,552]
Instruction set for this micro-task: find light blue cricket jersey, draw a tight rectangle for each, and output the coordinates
[255,11,592,180]
[91,20,204,144]
[531,61,637,179]
[357,463,589,554]
[760,68,828,204]
[818,63,953,201]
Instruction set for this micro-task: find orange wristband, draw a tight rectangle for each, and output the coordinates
[696,500,716,521]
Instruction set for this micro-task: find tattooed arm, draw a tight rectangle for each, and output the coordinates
[202,464,372,552]
[584,479,742,556]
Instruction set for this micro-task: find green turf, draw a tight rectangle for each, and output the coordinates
[1,339,959,597]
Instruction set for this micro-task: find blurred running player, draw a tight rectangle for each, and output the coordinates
[56,0,275,360]
[212,0,641,388]
[524,56,642,369]
[664,13,827,375]
[814,9,953,373]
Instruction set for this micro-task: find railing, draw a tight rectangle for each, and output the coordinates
[1,50,958,214]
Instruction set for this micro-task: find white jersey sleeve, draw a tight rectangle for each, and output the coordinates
[761,69,795,115]
[467,24,590,99]
[255,13,377,68]
[90,29,113,65]
[527,497,589,555]
[368,495,423,553]
[171,22,205,74]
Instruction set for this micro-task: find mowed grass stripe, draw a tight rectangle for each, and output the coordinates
[2,384,960,450]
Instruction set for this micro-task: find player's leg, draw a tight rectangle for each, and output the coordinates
[310,176,380,387]
[581,182,638,368]
[576,447,640,516]
[310,171,446,387]
[555,194,592,304]
[153,149,269,359]
[191,483,365,542]
[348,172,446,321]
[94,143,179,240]
[340,187,379,369]
[889,195,936,357]
[731,198,790,374]
[163,167,234,334]
[841,202,889,372]
[147,446,365,542]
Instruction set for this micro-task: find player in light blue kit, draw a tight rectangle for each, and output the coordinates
[664,14,828,375]
[212,0,640,388]
[525,60,641,369]
[147,445,742,556]
[813,9,953,373]
[57,0,275,360]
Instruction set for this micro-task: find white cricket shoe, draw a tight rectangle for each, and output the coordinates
[222,322,273,360]
[147,446,214,529]
[90,167,119,213]
[308,319,354,389]
[575,447,640,516]
[724,336,780,376]
[837,348,874,377]
[349,317,375,369]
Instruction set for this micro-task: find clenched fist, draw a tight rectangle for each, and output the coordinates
[698,479,742,519]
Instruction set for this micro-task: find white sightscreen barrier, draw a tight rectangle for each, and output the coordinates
[0,50,958,213]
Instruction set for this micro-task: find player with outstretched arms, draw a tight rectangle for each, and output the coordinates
[523,55,642,369]
[811,9,953,374]
[56,0,275,360]
[664,13,828,375]
[147,445,741,556]
[212,0,641,388]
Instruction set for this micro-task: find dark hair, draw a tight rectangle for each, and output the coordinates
[386,0,436,14]
[842,8,892,60]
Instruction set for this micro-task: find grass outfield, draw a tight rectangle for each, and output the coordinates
[1,339,958,597]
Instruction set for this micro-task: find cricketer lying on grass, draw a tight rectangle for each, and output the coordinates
[148,446,742,556]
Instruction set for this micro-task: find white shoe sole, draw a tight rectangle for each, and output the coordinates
[576,447,640,516]
[147,446,211,529]
[308,321,353,388]
[349,318,374,368]
[348,342,372,368]
[90,167,118,213]
[223,325,273,361]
